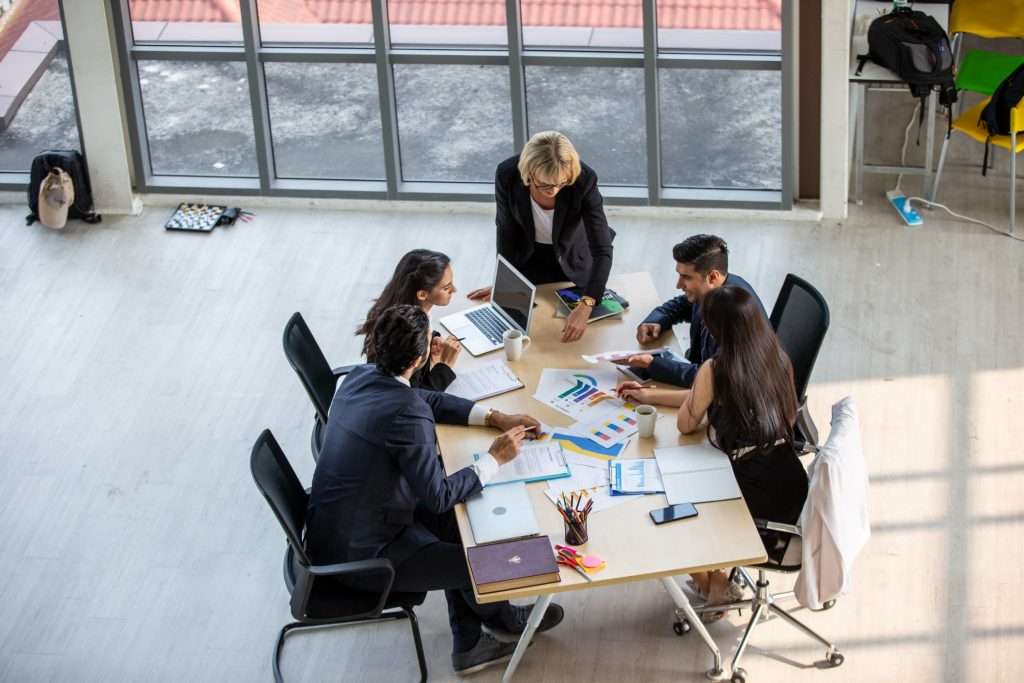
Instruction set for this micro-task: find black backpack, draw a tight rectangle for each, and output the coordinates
[26,150,102,225]
[978,64,1024,175]
[858,8,958,110]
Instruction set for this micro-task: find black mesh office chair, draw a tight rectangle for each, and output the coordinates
[250,429,428,683]
[769,274,830,453]
[282,312,356,462]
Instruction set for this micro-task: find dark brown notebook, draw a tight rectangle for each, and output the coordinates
[467,535,561,594]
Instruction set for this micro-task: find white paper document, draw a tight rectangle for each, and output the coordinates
[609,458,664,494]
[654,442,742,505]
[446,361,524,401]
[533,369,639,446]
[475,442,569,486]
[543,460,629,513]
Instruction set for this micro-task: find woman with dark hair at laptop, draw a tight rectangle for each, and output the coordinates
[466,131,614,343]
[358,249,463,391]
[620,286,808,619]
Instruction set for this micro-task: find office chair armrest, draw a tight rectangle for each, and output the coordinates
[308,558,394,579]
[754,518,802,537]
[332,364,358,378]
[291,558,397,622]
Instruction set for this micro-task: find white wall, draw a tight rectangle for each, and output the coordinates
[62,0,139,215]
[819,0,852,222]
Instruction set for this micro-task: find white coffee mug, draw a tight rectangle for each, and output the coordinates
[502,329,532,361]
[636,404,658,438]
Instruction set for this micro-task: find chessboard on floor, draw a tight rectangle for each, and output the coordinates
[164,203,227,232]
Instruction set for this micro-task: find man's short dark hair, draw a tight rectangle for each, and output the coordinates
[672,234,729,276]
[372,304,430,377]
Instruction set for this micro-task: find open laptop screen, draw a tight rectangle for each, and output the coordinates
[492,258,534,330]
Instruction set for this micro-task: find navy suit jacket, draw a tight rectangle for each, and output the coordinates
[495,155,614,300]
[642,273,766,388]
[305,364,480,566]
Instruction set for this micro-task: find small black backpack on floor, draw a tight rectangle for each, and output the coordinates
[858,8,958,110]
[978,64,1024,175]
[26,150,102,225]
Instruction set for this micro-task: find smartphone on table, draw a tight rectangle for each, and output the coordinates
[649,502,699,525]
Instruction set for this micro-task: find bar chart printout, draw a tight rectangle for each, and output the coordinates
[534,370,639,446]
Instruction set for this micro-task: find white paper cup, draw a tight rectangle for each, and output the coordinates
[636,404,657,438]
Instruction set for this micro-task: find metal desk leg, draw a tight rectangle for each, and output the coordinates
[500,593,553,683]
[924,88,938,197]
[855,82,866,205]
[661,576,727,680]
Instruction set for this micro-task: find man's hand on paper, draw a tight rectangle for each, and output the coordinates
[488,410,541,438]
[487,425,533,465]
[636,322,662,344]
[626,353,655,369]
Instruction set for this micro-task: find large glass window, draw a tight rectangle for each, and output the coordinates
[128,0,243,44]
[657,0,781,52]
[256,0,373,45]
[522,0,643,50]
[394,65,513,182]
[659,68,782,190]
[137,60,257,177]
[111,0,789,206]
[388,0,507,47]
[265,62,385,180]
[526,66,646,186]
[0,2,81,172]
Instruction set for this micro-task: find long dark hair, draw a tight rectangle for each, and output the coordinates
[701,286,798,456]
[357,249,450,360]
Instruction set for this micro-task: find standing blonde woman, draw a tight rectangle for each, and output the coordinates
[467,131,615,343]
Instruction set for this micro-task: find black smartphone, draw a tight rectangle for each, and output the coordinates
[649,503,699,525]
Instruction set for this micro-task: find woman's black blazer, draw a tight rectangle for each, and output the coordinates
[494,155,614,300]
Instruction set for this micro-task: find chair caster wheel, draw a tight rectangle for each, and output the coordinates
[828,651,845,667]
[821,599,836,610]
[673,619,691,636]
[731,668,747,683]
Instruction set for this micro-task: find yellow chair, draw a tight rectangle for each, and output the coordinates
[930,97,1024,233]
[950,0,1024,40]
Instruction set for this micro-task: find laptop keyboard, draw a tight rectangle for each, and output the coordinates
[466,307,512,345]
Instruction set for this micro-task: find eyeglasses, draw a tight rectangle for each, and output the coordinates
[531,179,567,192]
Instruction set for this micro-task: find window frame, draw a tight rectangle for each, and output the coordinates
[105,0,794,209]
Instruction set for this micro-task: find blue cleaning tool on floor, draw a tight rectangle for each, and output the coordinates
[886,190,923,227]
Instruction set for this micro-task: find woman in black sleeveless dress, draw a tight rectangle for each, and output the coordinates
[621,285,808,613]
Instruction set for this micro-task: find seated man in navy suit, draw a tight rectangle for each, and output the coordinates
[624,234,766,390]
[306,304,565,675]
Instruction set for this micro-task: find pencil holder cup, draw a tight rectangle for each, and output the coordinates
[564,517,589,546]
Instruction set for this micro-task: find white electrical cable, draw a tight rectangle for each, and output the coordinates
[905,196,1024,242]
[892,101,921,194]
[889,101,1022,242]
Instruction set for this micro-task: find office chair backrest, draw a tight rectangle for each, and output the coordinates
[251,429,312,566]
[770,274,830,401]
[282,312,336,424]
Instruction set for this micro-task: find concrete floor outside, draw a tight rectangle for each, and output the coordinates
[1,55,782,190]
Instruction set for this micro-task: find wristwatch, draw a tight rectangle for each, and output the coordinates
[484,408,495,427]
[579,295,598,308]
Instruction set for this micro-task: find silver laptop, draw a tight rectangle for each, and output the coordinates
[465,482,540,545]
[440,255,536,356]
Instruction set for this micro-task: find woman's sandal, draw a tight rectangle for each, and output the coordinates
[688,576,745,623]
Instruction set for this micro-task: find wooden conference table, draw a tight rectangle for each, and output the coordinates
[437,272,767,681]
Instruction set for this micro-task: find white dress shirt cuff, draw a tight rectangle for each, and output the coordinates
[468,404,489,426]
[471,452,501,486]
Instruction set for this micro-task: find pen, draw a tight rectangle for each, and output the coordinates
[560,559,593,583]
